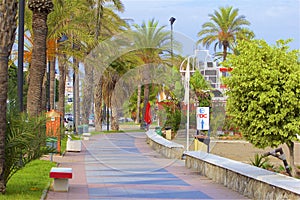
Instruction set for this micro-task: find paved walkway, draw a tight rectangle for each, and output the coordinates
[46,132,248,199]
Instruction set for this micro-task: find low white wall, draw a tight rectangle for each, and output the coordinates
[185,151,300,199]
[145,130,184,159]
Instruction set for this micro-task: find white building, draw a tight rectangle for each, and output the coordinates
[195,50,231,100]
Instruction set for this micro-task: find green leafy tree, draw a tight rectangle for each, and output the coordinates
[190,70,211,107]
[197,6,253,61]
[223,39,300,176]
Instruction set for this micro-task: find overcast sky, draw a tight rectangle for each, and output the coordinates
[120,0,300,55]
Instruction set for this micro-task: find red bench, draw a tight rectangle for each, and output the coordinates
[49,167,73,192]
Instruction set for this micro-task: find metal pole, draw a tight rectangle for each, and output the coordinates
[17,0,25,112]
[171,23,173,58]
[73,67,76,134]
[186,89,189,151]
[207,129,210,153]
[54,69,56,109]
[186,57,190,151]
[107,105,109,131]
[47,61,50,111]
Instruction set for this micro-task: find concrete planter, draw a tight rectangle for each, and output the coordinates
[66,140,81,152]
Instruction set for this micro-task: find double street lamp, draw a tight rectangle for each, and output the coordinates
[180,55,195,151]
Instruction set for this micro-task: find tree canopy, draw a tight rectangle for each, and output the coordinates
[223,39,300,148]
[223,39,300,176]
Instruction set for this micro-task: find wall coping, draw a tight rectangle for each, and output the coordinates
[185,151,300,195]
[146,130,184,149]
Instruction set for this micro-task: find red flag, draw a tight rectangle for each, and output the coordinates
[144,102,152,124]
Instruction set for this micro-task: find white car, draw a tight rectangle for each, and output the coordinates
[89,115,95,126]
[118,117,134,123]
[64,115,73,130]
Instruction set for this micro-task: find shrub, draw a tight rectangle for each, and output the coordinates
[5,110,54,184]
[250,153,273,169]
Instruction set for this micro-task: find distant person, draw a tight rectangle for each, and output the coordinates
[144,102,152,131]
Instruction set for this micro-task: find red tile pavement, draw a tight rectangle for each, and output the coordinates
[46,145,89,200]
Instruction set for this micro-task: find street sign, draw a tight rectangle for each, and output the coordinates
[196,107,209,130]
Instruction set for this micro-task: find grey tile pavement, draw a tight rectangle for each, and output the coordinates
[46,132,249,200]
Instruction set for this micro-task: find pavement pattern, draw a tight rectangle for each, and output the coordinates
[46,132,248,200]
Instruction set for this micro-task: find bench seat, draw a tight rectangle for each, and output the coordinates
[50,167,72,192]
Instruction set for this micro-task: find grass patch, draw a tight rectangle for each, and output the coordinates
[119,121,136,125]
[60,135,67,155]
[1,159,56,200]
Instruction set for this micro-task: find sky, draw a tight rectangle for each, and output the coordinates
[119,0,300,55]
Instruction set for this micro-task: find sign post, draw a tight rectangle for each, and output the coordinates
[196,107,210,152]
[196,107,209,130]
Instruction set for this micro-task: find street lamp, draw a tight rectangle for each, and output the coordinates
[180,55,195,151]
[169,17,176,61]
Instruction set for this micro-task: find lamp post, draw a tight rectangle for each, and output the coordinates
[17,0,25,112]
[169,17,176,61]
[73,66,76,133]
[180,55,195,151]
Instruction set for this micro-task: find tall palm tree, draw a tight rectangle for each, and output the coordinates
[90,1,125,132]
[0,0,18,193]
[48,0,92,128]
[197,6,253,61]
[131,19,171,127]
[27,0,53,115]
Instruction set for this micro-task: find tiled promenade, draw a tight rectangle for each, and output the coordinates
[46,132,248,199]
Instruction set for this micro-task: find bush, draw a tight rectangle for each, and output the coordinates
[5,110,55,185]
[156,100,182,133]
[250,153,273,170]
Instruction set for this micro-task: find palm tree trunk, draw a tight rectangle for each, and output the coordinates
[111,110,119,130]
[141,64,151,129]
[82,64,94,124]
[41,70,47,111]
[111,95,119,131]
[94,76,103,131]
[0,51,9,194]
[0,1,18,193]
[110,81,120,131]
[222,42,228,61]
[49,59,55,110]
[91,1,104,131]
[287,142,298,177]
[141,84,150,129]
[27,10,51,115]
[135,84,141,123]
[0,53,8,193]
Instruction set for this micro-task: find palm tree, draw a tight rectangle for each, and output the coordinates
[0,0,18,193]
[197,6,253,61]
[45,0,95,128]
[131,19,171,127]
[27,0,54,115]
[90,1,125,132]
